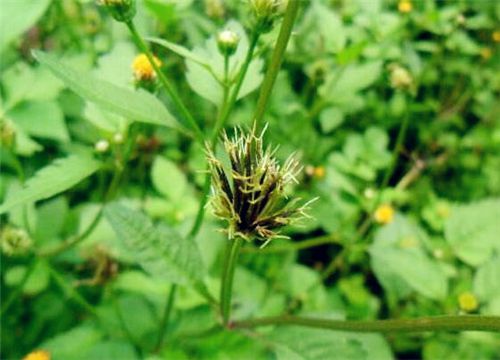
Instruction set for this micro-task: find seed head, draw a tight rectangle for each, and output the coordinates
[206,126,314,246]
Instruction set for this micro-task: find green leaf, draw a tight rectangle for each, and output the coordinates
[147,37,211,68]
[33,51,178,128]
[8,101,69,142]
[0,0,51,50]
[370,215,448,300]
[267,327,366,360]
[444,198,500,266]
[473,256,500,302]
[151,156,187,201]
[42,325,103,360]
[319,107,344,133]
[319,61,382,103]
[0,155,100,214]
[105,203,205,285]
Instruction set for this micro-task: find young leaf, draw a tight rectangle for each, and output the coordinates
[33,51,179,129]
[105,203,205,285]
[0,155,101,214]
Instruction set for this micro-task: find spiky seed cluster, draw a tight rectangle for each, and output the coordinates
[207,126,312,246]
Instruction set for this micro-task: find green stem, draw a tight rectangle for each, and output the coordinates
[155,284,177,352]
[357,106,411,237]
[125,20,204,144]
[217,31,260,139]
[188,33,261,240]
[38,207,104,257]
[220,237,244,325]
[232,315,500,333]
[241,234,340,254]
[252,0,300,129]
[380,109,411,193]
[49,266,96,315]
[0,260,36,316]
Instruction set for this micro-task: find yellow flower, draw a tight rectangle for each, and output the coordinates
[374,204,395,225]
[480,47,492,60]
[132,54,162,81]
[493,31,500,43]
[458,292,478,312]
[398,0,412,13]
[313,166,326,179]
[22,350,51,360]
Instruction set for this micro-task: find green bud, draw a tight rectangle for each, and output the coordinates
[1,226,32,256]
[217,30,240,57]
[99,0,136,23]
[249,0,286,33]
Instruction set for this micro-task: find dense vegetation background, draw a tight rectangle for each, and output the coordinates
[1,0,499,359]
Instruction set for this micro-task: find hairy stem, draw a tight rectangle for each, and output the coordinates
[253,0,300,129]
[125,20,204,144]
[220,237,244,325]
[233,315,500,333]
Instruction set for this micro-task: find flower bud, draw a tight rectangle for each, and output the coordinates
[204,0,225,19]
[217,30,240,57]
[132,53,162,84]
[98,0,136,23]
[1,226,32,256]
[389,64,413,91]
[95,139,110,153]
[249,0,285,33]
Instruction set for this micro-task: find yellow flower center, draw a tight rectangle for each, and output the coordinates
[132,53,162,81]
[458,292,478,312]
[398,0,412,13]
[480,47,492,60]
[374,204,395,225]
[22,350,51,360]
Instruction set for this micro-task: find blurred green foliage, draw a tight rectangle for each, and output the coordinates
[1,0,499,359]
